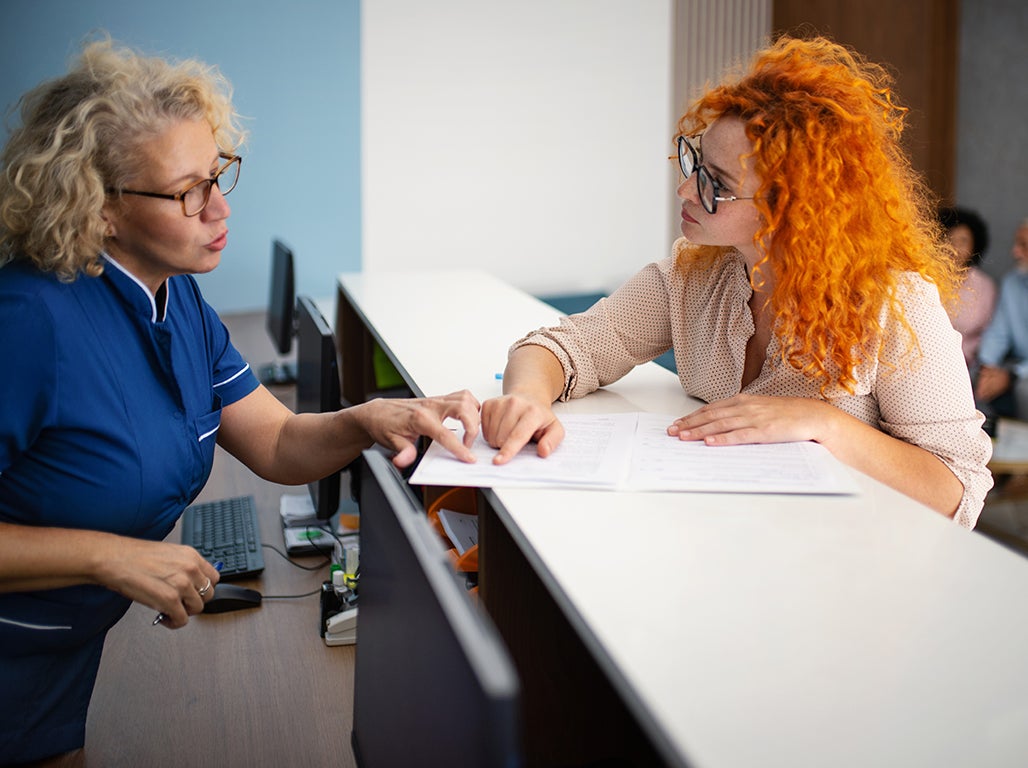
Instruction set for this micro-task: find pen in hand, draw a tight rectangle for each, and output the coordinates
[153,561,222,627]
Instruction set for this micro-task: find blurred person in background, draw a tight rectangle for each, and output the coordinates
[938,206,995,370]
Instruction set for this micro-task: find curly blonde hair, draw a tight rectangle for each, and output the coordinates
[0,35,246,280]
[677,35,959,395]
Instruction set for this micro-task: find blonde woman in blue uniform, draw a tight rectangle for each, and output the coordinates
[0,38,480,765]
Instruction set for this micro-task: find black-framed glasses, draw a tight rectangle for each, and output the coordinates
[111,153,242,217]
[675,136,752,214]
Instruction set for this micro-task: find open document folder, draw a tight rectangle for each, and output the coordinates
[410,412,861,495]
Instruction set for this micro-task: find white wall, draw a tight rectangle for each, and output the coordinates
[362,0,674,297]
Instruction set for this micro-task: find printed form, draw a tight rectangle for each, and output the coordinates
[410,412,860,495]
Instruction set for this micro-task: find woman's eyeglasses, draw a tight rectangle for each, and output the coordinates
[109,153,241,217]
[674,136,752,215]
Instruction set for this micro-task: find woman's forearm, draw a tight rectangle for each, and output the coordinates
[817,409,964,518]
[0,522,115,592]
[502,345,566,404]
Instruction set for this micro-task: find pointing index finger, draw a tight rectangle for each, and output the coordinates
[426,422,477,464]
[492,423,538,465]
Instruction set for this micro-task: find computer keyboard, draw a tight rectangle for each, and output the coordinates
[180,495,265,579]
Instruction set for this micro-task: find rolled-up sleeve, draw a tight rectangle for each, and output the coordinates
[510,262,675,401]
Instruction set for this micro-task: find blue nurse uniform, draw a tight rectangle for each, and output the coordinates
[0,254,259,763]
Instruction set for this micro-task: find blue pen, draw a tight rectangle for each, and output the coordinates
[153,560,223,626]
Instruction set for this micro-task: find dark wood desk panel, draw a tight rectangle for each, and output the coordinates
[478,493,667,767]
[85,311,356,767]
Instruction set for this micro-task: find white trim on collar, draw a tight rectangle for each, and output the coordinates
[100,252,172,322]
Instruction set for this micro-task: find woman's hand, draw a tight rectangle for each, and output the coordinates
[668,393,964,517]
[667,394,834,446]
[350,389,482,468]
[93,537,221,630]
[0,523,220,628]
[481,344,568,464]
[481,393,566,464]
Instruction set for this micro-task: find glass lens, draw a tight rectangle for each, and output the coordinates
[697,168,716,214]
[181,181,212,216]
[180,158,239,216]
[678,136,697,179]
[216,157,240,197]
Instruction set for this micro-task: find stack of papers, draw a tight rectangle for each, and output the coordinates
[410,412,860,496]
[280,493,321,527]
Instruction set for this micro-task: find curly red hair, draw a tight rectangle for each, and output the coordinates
[677,35,959,395]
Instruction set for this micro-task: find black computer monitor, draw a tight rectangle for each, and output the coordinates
[295,295,341,520]
[259,239,297,385]
[267,239,295,354]
[352,450,522,768]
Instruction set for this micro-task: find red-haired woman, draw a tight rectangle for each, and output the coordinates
[481,35,992,529]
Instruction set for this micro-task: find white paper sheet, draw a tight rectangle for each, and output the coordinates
[409,412,860,496]
[436,508,479,554]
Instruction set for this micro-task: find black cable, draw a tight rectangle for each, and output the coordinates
[254,544,334,599]
[257,527,357,601]
[261,542,331,570]
[261,588,323,600]
[304,525,340,558]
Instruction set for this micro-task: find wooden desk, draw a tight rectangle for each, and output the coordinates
[86,311,356,767]
[338,269,1028,768]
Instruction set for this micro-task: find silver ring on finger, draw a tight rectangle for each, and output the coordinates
[197,578,212,596]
